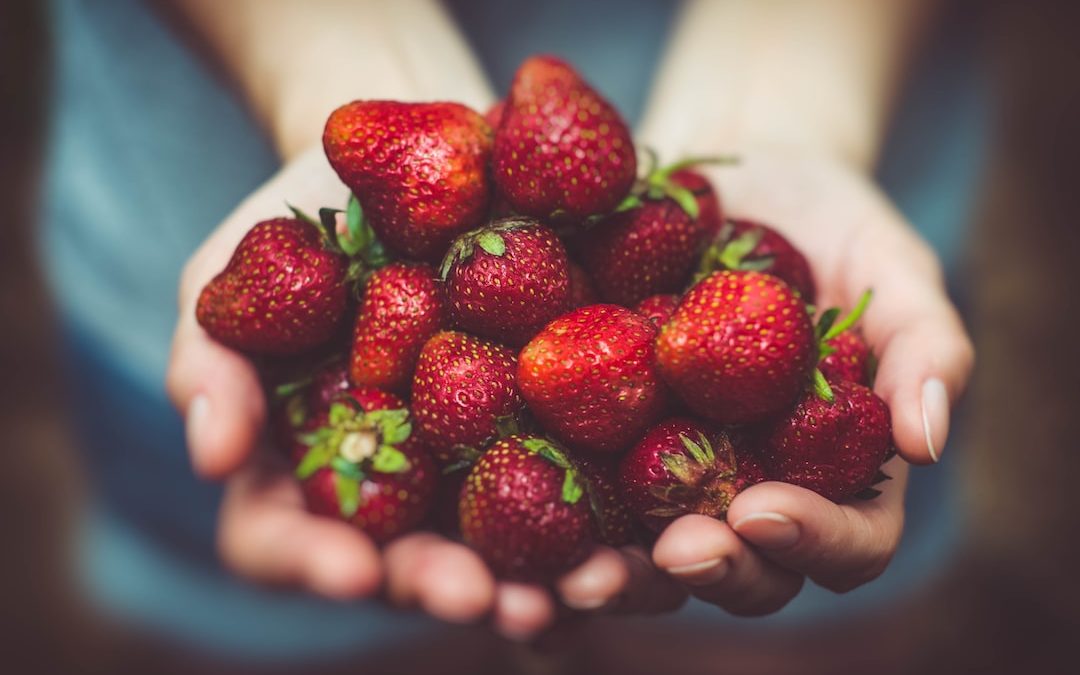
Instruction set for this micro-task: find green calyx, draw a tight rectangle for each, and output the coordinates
[810,289,874,403]
[438,217,536,280]
[647,431,737,519]
[295,401,413,518]
[522,437,584,505]
[696,221,776,284]
[617,150,739,220]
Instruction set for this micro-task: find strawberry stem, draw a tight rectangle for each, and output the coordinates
[822,290,873,343]
[812,368,835,403]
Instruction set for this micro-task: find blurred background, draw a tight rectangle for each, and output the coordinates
[2,0,1078,673]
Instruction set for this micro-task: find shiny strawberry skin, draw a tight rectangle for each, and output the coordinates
[566,261,599,308]
[656,271,816,425]
[576,456,634,546]
[323,101,493,261]
[411,331,525,465]
[619,418,764,532]
[819,330,872,385]
[492,55,636,223]
[717,219,817,302]
[518,304,668,453]
[196,218,349,355]
[670,169,724,238]
[444,221,570,346]
[635,294,680,329]
[349,262,447,394]
[757,381,892,502]
[459,436,592,581]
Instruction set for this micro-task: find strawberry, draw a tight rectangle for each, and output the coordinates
[411,331,526,466]
[271,358,352,461]
[492,55,636,223]
[295,391,435,543]
[634,294,680,329]
[698,219,817,302]
[756,380,892,502]
[819,330,872,386]
[655,270,816,425]
[349,262,447,394]
[484,100,506,129]
[440,219,570,346]
[460,435,593,581]
[670,169,724,238]
[566,261,599,309]
[619,418,766,532]
[518,304,668,453]
[576,456,635,546]
[323,101,493,261]
[196,217,349,355]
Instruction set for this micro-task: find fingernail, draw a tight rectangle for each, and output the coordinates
[563,595,610,611]
[921,378,949,463]
[186,394,211,453]
[666,557,729,586]
[732,512,800,550]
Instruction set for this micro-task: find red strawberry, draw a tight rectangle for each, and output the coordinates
[272,358,352,459]
[411,331,526,466]
[670,169,724,238]
[635,294,680,329]
[295,392,435,543]
[518,304,668,453]
[323,101,493,261]
[196,217,349,355]
[699,219,816,302]
[484,100,506,129]
[819,330,872,385]
[566,261,599,309]
[440,219,570,346]
[576,456,635,546]
[757,380,892,502]
[656,270,816,425]
[620,418,765,532]
[460,435,592,581]
[349,262,447,394]
[492,55,636,223]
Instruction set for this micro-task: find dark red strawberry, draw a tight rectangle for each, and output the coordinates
[518,304,668,453]
[670,169,724,238]
[272,358,352,460]
[492,55,636,223]
[635,294,680,328]
[656,270,816,425]
[698,219,816,302]
[196,217,349,355]
[411,331,526,466]
[349,262,447,394]
[756,380,892,502]
[440,219,570,346]
[323,101,493,261]
[295,392,435,543]
[576,456,634,546]
[566,261,599,309]
[819,330,872,386]
[459,436,592,581]
[620,418,766,532]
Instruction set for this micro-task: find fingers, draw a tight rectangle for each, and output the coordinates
[652,515,804,616]
[727,458,908,592]
[554,545,686,615]
[217,458,383,599]
[492,583,557,641]
[383,533,496,624]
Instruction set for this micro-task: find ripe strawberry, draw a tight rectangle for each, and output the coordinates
[323,101,493,261]
[656,270,816,425]
[518,304,668,453]
[484,100,506,129]
[698,219,816,302]
[460,436,592,581]
[196,217,349,355]
[440,219,570,346]
[576,456,634,546]
[635,294,680,329]
[492,55,636,223]
[819,330,872,385]
[295,392,435,543]
[670,169,724,238]
[411,331,526,466]
[566,261,599,309]
[756,380,892,502]
[620,418,766,532]
[272,358,351,460]
[349,262,447,394]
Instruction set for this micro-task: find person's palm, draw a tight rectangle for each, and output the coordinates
[648,150,973,613]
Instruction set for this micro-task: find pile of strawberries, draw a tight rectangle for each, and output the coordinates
[197,56,892,582]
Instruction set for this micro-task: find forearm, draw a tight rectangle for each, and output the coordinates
[638,0,935,170]
[169,0,494,159]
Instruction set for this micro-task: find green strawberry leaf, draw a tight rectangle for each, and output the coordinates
[494,414,523,439]
[812,368,835,404]
[664,184,700,219]
[296,442,337,480]
[561,470,584,504]
[371,445,411,474]
[328,402,355,427]
[330,455,366,481]
[821,289,873,343]
[286,202,321,230]
[476,231,506,256]
[285,396,308,429]
[338,194,367,257]
[718,227,766,270]
[660,452,696,484]
[653,155,740,181]
[678,433,713,466]
[815,308,841,343]
[614,194,643,213]
[335,473,362,518]
[525,438,570,469]
[273,376,313,400]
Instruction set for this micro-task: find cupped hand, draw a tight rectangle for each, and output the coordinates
[165,145,685,640]
[651,149,974,614]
